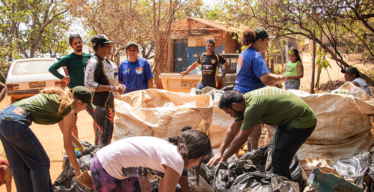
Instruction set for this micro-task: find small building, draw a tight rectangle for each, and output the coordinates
[155,17,241,80]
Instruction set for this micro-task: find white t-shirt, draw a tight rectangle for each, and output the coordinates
[353,78,372,96]
[96,136,184,180]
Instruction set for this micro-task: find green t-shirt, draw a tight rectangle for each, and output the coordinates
[284,61,300,76]
[49,52,92,88]
[236,87,317,130]
[13,93,72,125]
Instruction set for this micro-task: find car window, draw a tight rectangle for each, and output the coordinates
[12,60,56,75]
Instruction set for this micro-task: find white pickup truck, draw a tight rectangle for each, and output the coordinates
[6,58,67,103]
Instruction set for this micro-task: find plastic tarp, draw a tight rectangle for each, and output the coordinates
[193,144,306,191]
[53,141,100,192]
[264,83,374,174]
[308,151,374,191]
[113,89,213,140]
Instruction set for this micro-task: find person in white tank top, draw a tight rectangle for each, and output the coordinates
[89,126,212,192]
[342,66,371,96]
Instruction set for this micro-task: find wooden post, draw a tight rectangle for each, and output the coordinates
[311,32,316,94]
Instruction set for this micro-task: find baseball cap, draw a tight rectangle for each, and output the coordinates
[126,41,138,50]
[91,34,115,47]
[253,27,275,40]
[73,86,92,105]
[341,66,360,78]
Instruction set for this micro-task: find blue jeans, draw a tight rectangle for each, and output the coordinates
[272,124,316,178]
[0,104,53,192]
[196,82,205,90]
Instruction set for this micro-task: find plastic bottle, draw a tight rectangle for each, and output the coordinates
[75,149,82,157]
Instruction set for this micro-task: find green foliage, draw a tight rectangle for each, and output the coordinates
[0,0,71,61]
[316,47,332,71]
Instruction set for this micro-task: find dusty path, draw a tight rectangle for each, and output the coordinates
[0,95,96,192]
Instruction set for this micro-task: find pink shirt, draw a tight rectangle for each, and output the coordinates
[96,136,184,180]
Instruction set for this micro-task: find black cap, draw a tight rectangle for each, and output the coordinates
[73,86,92,105]
[341,66,360,78]
[253,27,275,40]
[126,41,138,50]
[91,34,115,47]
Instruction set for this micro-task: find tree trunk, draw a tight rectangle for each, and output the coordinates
[315,68,322,89]
[314,27,323,89]
[311,32,316,94]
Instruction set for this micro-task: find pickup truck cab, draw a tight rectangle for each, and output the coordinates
[6,58,67,103]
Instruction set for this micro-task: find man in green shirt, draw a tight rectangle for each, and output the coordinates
[49,34,91,88]
[207,87,317,178]
[49,34,92,139]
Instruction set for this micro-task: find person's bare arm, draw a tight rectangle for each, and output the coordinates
[179,175,191,192]
[286,62,304,80]
[217,63,230,83]
[159,166,180,192]
[259,73,286,86]
[147,78,154,89]
[180,62,199,77]
[4,165,11,192]
[207,120,243,166]
[95,85,125,93]
[352,81,360,87]
[58,111,82,177]
[0,82,7,103]
[220,128,253,163]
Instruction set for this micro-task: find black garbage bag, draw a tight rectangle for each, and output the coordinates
[188,168,214,192]
[53,141,100,192]
[150,180,182,192]
[150,168,213,192]
[239,144,308,190]
[197,163,215,185]
[332,151,372,188]
[229,172,299,192]
[212,160,257,191]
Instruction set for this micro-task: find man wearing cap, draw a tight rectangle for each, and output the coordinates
[85,34,126,146]
[342,66,371,96]
[180,38,230,90]
[49,34,92,139]
[232,27,286,151]
[118,41,154,93]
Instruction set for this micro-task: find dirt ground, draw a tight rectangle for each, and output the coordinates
[296,52,374,93]
[0,95,96,192]
[0,52,372,191]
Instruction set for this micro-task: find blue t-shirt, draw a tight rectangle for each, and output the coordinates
[118,57,154,93]
[233,47,269,93]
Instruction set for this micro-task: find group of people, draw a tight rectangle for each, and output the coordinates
[0,26,370,192]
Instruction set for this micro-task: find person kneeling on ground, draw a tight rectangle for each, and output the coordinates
[0,86,92,192]
[342,66,372,96]
[90,128,212,192]
[207,87,317,179]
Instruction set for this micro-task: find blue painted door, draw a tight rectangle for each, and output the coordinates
[173,39,188,72]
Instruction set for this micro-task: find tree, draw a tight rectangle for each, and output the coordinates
[315,47,332,89]
[0,0,71,61]
[223,0,374,85]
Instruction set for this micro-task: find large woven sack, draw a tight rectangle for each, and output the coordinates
[113,89,213,139]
